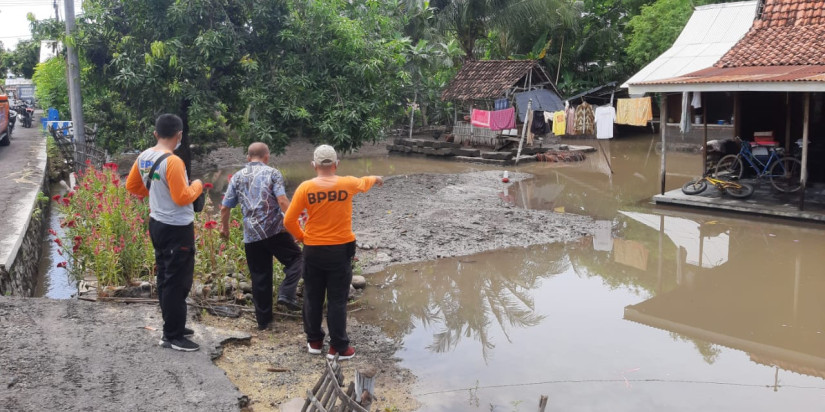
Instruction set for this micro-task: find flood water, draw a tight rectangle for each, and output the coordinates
[339,135,825,411]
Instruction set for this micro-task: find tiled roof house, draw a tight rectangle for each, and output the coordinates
[717,0,825,67]
[441,60,559,101]
[630,0,825,91]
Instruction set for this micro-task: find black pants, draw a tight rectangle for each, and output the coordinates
[244,231,303,327]
[302,241,355,352]
[149,218,195,340]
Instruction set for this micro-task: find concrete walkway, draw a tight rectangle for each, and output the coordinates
[0,297,249,411]
[654,178,825,222]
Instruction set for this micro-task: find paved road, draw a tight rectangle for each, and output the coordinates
[0,116,46,221]
[0,297,247,411]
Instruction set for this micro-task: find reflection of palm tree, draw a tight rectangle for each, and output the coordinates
[368,244,567,361]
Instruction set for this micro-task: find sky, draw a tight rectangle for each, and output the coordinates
[0,0,81,50]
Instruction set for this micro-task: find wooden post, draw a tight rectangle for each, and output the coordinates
[408,93,416,140]
[538,395,549,412]
[733,92,741,138]
[355,366,377,410]
[515,99,532,164]
[702,94,708,173]
[799,92,810,210]
[660,93,668,195]
[470,103,474,140]
[785,92,792,152]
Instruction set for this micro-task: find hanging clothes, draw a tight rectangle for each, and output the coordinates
[691,92,702,109]
[489,107,515,131]
[543,111,553,123]
[530,110,549,135]
[494,98,510,110]
[552,111,566,136]
[594,105,616,139]
[615,97,653,126]
[471,109,491,128]
[574,102,595,135]
[565,106,577,135]
[679,92,691,134]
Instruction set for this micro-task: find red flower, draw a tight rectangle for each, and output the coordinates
[113,246,122,253]
[203,183,214,190]
[112,178,120,186]
[52,195,61,202]
[104,162,118,171]
[56,261,68,268]
[72,244,80,253]
[57,249,63,256]
[54,238,62,247]
[66,191,75,198]
[73,235,82,245]
[66,220,76,228]
[48,228,57,236]
[204,220,218,230]
[61,198,71,206]
[85,159,92,165]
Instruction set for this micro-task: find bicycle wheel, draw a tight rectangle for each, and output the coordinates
[769,157,803,192]
[714,154,743,180]
[724,182,754,199]
[682,178,708,195]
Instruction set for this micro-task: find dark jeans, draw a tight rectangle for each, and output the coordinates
[302,241,355,352]
[244,231,303,327]
[149,218,195,340]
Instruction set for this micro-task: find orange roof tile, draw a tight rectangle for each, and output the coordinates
[716,0,825,67]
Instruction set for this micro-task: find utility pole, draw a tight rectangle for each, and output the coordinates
[64,0,86,168]
[53,0,60,21]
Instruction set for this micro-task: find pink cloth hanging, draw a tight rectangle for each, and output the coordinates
[471,109,491,128]
[489,107,515,131]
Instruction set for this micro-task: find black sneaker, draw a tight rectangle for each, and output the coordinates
[277,297,301,312]
[160,336,199,352]
[183,327,194,337]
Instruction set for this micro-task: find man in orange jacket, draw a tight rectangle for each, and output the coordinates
[284,145,383,360]
[126,114,203,352]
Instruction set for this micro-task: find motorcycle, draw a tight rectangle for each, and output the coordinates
[13,102,32,128]
[8,109,17,136]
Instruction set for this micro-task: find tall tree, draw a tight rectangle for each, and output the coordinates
[432,0,576,60]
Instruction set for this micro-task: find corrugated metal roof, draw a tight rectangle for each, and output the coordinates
[622,1,758,88]
[635,65,825,85]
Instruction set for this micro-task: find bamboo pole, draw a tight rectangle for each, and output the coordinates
[538,395,549,412]
[799,92,810,210]
[660,94,668,195]
[703,95,708,173]
[785,92,792,152]
[515,99,532,165]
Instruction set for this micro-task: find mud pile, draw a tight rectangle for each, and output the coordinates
[353,170,595,273]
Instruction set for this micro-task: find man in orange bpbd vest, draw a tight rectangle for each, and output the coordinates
[284,145,383,360]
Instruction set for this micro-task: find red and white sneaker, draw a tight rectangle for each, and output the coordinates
[307,341,323,355]
[327,346,355,360]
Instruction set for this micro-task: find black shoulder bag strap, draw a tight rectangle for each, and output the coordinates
[144,153,172,191]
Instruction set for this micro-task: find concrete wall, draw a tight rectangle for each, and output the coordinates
[0,139,48,297]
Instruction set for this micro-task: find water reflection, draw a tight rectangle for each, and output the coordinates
[363,245,569,361]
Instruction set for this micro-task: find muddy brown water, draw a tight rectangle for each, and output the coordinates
[39,134,825,410]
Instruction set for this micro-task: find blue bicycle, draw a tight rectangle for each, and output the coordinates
[713,136,802,193]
